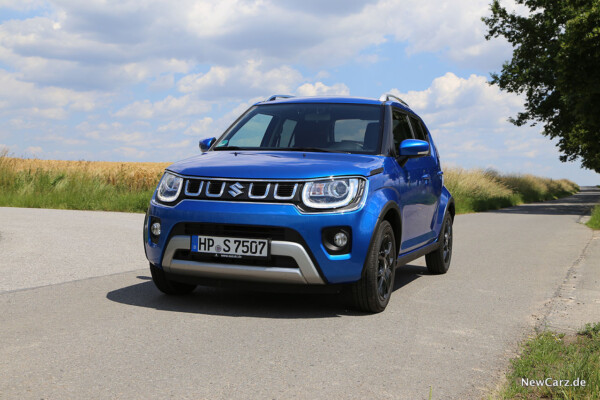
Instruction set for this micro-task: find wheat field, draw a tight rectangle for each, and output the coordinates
[2,154,169,191]
[0,150,580,213]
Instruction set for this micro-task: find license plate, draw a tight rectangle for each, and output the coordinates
[191,235,270,259]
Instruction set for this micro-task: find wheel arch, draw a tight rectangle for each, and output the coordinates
[369,201,402,260]
[447,197,455,220]
[382,205,402,257]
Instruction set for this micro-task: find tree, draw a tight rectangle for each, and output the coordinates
[483,0,600,173]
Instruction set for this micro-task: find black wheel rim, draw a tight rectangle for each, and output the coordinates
[443,220,452,265]
[376,233,395,301]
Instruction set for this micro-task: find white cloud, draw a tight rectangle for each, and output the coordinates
[114,146,146,159]
[114,94,211,119]
[25,145,42,156]
[184,117,215,137]
[0,0,512,93]
[0,69,101,119]
[107,131,147,144]
[177,61,304,99]
[391,73,522,130]
[296,82,350,96]
[0,0,45,10]
[164,139,192,149]
[157,120,187,133]
[37,133,86,145]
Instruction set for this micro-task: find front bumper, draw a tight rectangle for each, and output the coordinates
[163,236,324,284]
[144,197,380,284]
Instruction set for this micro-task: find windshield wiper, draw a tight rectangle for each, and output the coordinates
[213,146,344,153]
[281,147,339,153]
[213,146,247,151]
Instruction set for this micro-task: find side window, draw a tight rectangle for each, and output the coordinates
[226,113,273,147]
[409,116,428,142]
[392,110,413,149]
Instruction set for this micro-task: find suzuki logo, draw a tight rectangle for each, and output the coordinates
[228,182,244,197]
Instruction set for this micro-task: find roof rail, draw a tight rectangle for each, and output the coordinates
[379,93,410,108]
[265,94,294,102]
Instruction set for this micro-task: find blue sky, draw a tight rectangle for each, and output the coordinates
[0,0,598,185]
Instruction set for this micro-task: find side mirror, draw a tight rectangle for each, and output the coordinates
[398,139,429,158]
[199,137,216,152]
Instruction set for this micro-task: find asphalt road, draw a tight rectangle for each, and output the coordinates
[1,188,599,399]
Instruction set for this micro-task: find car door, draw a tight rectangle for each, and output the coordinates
[389,109,434,252]
[407,116,441,244]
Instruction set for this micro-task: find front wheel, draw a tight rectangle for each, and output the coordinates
[351,220,397,313]
[149,263,196,295]
[425,213,453,274]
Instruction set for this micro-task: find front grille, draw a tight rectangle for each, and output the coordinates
[206,181,225,196]
[274,183,296,199]
[185,180,202,195]
[250,182,269,198]
[179,178,302,203]
[170,223,303,242]
[173,250,299,269]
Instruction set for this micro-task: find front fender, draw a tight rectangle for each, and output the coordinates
[355,184,403,276]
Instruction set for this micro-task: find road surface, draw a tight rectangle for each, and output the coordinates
[1,187,599,399]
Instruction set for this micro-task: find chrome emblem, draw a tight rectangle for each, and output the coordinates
[228,182,244,197]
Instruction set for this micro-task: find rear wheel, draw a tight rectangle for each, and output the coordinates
[425,213,453,274]
[351,220,397,313]
[149,263,196,295]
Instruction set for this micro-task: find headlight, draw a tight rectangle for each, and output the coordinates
[156,172,183,203]
[302,178,360,209]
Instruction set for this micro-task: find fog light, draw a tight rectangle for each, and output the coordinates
[151,222,161,236]
[333,232,348,247]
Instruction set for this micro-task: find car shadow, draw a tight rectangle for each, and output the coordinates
[106,264,428,319]
[393,264,429,291]
[488,186,600,216]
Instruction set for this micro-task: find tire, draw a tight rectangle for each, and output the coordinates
[351,220,397,313]
[149,263,196,295]
[425,213,453,274]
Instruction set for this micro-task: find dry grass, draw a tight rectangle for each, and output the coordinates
[444,167,579,213]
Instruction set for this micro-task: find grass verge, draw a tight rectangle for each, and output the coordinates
[496,323,600,399]
[0,151,580,213]
[586,205,600,230]
[444,168,579,214]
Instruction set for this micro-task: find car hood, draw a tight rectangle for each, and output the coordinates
[167,151,384,179]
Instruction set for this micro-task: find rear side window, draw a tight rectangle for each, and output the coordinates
[392,110,413,149]
[409,116,428,142]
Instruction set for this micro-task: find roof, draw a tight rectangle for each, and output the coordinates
[254,95,412,111]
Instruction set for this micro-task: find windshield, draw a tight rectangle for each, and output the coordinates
[213,103,383,154]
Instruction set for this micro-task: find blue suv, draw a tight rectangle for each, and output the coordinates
[144,94,455,312]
